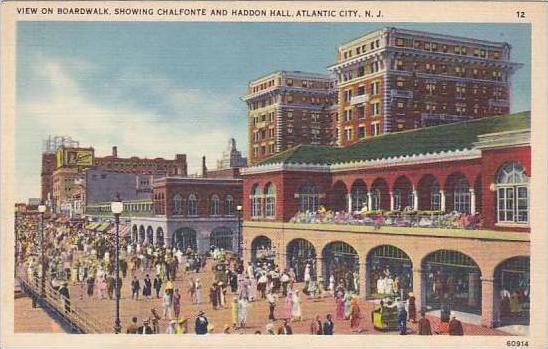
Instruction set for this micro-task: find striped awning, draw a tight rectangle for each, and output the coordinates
[96,223,111,232]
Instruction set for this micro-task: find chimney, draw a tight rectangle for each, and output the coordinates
[202,156,207,178]
[112,146,118,157]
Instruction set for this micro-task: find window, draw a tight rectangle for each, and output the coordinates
[454,178,470,213]
[370,123,380,136]
[298,184,319,212]
[187,193,198,216]
[286,78,293,86]
[251,185,262,218]
[172,193,183,215]
[371,102,380,116]
[358,126,366,138]
[264,183,276,218]
[225,195,234,216]
[344,109,353,121]
[344,128,353,141]
[393,189,402,211]
[431,183,441,210]
[371,81,380,95]
[395,38,405,47]
[496,162,529,223]
[371,189,381,211]
[344,89,352,102]
[210,194,220,216]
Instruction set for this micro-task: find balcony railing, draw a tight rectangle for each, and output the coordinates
[289,210,481,230]
[350,94,369,105]
[391,89,413,99]
[420,113,473,126]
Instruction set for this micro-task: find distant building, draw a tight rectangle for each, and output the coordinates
[216,138,247,170]
[242,71,338,164]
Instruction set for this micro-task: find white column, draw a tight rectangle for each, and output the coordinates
[469,188,476,214]
[440,190,446,212]
[389,191,395,211]
[347,193,353,213]
[413,188,419,211]
[367,191,372,211]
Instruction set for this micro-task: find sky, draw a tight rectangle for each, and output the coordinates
[15,22,530,202]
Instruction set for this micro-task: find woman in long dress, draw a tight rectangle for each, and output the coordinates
[350,296,361,330]
[291,290,302,321]
[231,297,239,328]
[329,275,335,295]
[284,291,293,320]
[344,292,352,320]
[238,297,249,328]
[335,292,345,320]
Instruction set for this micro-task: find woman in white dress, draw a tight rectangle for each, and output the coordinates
[329,275,336,294]
[238,297,250,328]
[291,290,302,321]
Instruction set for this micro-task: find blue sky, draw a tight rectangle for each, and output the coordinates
[16,22,530,202]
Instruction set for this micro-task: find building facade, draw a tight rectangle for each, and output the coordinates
[328,27,521,146]
[129,177,243,254]
[242,71,338,164]
[240,112,530,329]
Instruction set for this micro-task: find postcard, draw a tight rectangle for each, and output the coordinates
[1,1,547,348]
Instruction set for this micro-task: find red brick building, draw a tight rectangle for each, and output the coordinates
[329,27,522,146]
[240,112,530,329]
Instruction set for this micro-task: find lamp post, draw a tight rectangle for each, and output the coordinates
[37,204,47,298]
[236,205,243,261]
[111,197,124,334]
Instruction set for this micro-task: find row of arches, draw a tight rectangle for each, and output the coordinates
[250,235,529,327]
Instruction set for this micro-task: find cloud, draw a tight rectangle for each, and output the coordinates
[16,56,244,201]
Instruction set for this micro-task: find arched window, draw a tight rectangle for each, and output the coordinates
[210,194,220,216]
[172,193,183,215]
[251,185,262,218]
[371,189,381,211]
[264,183,276,218]
[431,182,441,210]
[187,193,198,216]
[225,195,234,216]
[351,184,367,212]
[454,178,470,213]
[298,184,319,212]
[496,162,529,223]
[393,189,402,211]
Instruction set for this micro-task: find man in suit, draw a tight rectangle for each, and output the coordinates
[323,314,334,335]
[58,282,71,313]
[137,319,153,334]
[418,311,432,335]
[277,319,293,335]
[195,310,209,335]
[131,276,140,300]
[448,314,464,335]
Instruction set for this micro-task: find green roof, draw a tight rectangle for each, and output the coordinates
[257,111,530,166]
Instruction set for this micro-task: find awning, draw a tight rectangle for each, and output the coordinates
[86,223,100,230]
[96,223,111,232]
[107,225,131,238]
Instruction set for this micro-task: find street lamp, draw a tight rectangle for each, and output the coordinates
[111,196,124,334]
[236,205,243,261]
[37,204,46,298]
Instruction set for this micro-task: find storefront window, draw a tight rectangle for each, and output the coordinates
[496,162,529,224]
[298,184,319,212]
[264,183,276,218]
[367,245,413,299]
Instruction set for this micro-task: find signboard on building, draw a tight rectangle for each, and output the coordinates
[56,147,94,168]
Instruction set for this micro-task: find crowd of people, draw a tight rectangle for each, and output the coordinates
[15,212,469,335]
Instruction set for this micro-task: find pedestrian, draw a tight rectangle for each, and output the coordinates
[231,297,239,328]
[284,291,293,320]
[86,276,94,297]
[323,314,335,335]
[131,276,140,300]
[58,281,71,313]
[173,288,181,319]
[448,314,464,335]
[291,290,302,321]
[150,308,161,333]
[407,292,417,323]
[126,316,139,334]
[137,319,153,334]
[277,319,293,335]
[195,310,209,335]
[176,316,189,334]
[143,274,152,299]
[266,291,276,321]
[310,314,323,335]
[418,311,432,335]
[335,292,345,320]
[344,291,352,320]
[238,296,250,328]
[350,296,362,331]
[194,278,202,304]
[280,272,290,296]
[153,274,162,298]
[162,290,173,319]
[398,304,408,335]
[210,285,218,310]
[166,320,177,334]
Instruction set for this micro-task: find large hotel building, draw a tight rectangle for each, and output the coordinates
[331,27,520,146]
[242,71,338,164]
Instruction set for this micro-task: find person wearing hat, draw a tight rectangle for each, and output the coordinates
[58,281,71,313]
[448,314,464,335]
[126,316,139,334]
[407,292,417,323]
[277,319,293,335]
[137,319,154,334]
[195,310,209,335]
[418,311,432,335]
